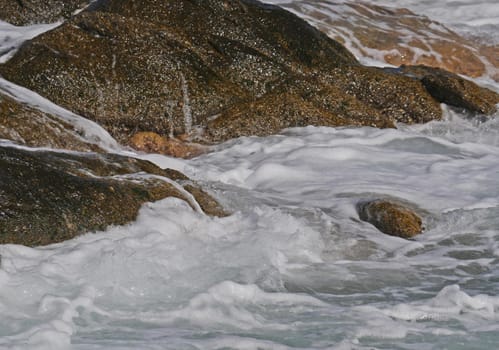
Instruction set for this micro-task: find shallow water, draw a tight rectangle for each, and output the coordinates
[2,118,499,349]
[1,1,499,349]
[371,0,499,42]
[265,0,499,42]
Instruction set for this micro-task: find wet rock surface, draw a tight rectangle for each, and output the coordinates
[0,0,463,145]
[280,0,499,80]
[129,131,207,159]
[0,0,87,26]
[0,0,497,247]
[358,200,423,239]
[394,65,499,115]
[0,92,100,152]
[0,145,226,246]
[183,184,229,218]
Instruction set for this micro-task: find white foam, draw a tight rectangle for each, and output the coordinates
[373,0,499,35]
[0,20,61,63]
[1,1,499,349]
[1,113,499,350]
[351,284,499,345]
[188,125,499,214]
[264,0,499,43]
[0,78,120,151]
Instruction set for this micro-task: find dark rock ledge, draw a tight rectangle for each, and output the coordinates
[0,145,226,246]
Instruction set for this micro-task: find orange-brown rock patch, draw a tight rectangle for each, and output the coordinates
[129,131,207,158]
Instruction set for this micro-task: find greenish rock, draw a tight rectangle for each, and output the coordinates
[0,145,226,246]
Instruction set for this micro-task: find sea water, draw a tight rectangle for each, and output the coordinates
[1,1,499,349]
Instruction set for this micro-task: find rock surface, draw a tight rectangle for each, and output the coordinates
[0,145,226,246]
[394,65,499,115]
[0,0,87,26]
[129,131,207,158]
[0,0,458,145]
[0,92,100,151]
[183,184,228,218]
[358,200,423,239]
[280,0,499,80]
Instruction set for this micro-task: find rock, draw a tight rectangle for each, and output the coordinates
[0,145,227,246]
[0,0,88,26]
[129,131,207,158]
[183,184,228,218]
[0,0,452,145]
[280,0,498,80]
[0,92,100,151]
[357,200,423,239]
[205,80,392,142]
[393,65,499,114]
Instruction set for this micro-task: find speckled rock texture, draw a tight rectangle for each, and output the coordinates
[0,0,87,25]
[394,65,499,115]
[0,145,227,246]
[0,0,461,145]
[358,200,423,239]
[0,92,100,152]
[129,131,207,158]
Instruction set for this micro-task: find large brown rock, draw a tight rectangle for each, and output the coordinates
[280,0,499,80]
[0,145,226,246]
[0,0,451,145]
[0,0,88,25]
[358,200,423,239]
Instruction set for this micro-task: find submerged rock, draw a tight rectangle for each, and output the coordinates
[0,0,451,145]
[0,0,88,26]
[358,200,423,239]
[0,145,226,246]
[280,0,499,80]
